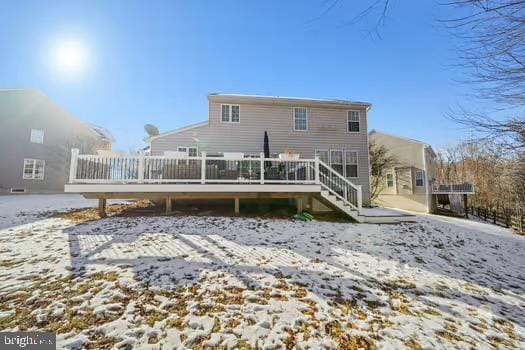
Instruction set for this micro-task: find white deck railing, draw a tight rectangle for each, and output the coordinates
[68,149,362,212]
[431,183,475,194]
[318,159,362,212]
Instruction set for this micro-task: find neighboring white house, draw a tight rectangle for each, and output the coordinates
[369,130,439,213]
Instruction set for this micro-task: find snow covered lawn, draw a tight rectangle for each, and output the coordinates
[0,195,524,349]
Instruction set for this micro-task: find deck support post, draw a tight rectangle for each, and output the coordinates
[296,196,303,214]
[356,185,362,214]
[234,197,240,216]
[201,152,207,184]
[166,196,172,214]
[314,156,320,184]
[260,152,265,184]
[69,148,79,183]
[308,195,313,211]
[138,151,145,183]
[98,198,107,218]
[463,194,468,219]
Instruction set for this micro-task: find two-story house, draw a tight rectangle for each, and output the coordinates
[0,89,113,194]
[66,93,418,222]
[147,93,372,205]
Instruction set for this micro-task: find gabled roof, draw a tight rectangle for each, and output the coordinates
[1,88,114,142]
[369,129,437,158]
[208,93,372,108]
[145,120,208,142]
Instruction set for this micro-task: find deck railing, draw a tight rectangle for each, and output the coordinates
[68,149,362,213]
[69,150,318,185]
[318,159,362,212]
[432,183,475,194]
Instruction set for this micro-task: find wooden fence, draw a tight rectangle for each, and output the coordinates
[469,206,525,233]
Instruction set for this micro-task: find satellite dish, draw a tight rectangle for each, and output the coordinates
[144,124,159,136]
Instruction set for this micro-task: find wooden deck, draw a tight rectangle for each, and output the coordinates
[64,149,413,223]
[431,183,475,194]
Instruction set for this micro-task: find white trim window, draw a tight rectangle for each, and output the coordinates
[23,159,45,180]
[345,151,358,178]
[386,173,394,188]
[329,150,344,175]
[415,170,424,187]
[293,107,308,131]
[347,111,360,132]
[30,129,44,144]
[221,104,240,123]
[177,146,198,156]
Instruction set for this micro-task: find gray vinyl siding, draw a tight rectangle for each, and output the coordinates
[0,90,103,194]
[151,98,371,203]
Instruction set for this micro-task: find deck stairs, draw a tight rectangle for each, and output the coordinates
[316,160,365,222]
[317,190,365,222]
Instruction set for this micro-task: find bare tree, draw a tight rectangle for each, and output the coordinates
[309,0,391,38]
[369,140,398,201]
[317,1,525,151]
[441,0,525,152]
[441,0,525,105]
[447,107,525,152]
[437,139,524,208]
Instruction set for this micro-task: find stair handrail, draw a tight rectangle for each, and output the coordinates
[317,159,362,213]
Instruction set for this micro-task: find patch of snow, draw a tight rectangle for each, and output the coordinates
[0,195,524,349]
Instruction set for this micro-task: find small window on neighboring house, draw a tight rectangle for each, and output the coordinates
[386,173,394,188]
[188,147,198,157]
[30,129,44,144]
[347,111,360,132]
[177,146,198,156]
[415,170,424,186]
[345,151,358,178]
[315,150,329,164]
[330,150,343,175]
[221,104,240,123]
[293,107,308,131]
[23,159,45,180]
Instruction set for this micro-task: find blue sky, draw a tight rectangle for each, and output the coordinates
[0,0,475,151]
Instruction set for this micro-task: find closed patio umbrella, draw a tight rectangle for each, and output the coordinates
[264,131,270,159]
[264,131,272,169]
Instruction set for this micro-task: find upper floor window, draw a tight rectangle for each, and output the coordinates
[345,151,358,178]
[347,111,360,132]
[221,104,240,123]
[415,170,424,186]
[386,173,394,188]
[23,159,45,180]
[293,107,308,131]
[30,129,44,144]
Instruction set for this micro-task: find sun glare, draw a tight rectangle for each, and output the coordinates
[51,40,89,76]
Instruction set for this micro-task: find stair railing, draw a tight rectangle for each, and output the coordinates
[317,158,362,213]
